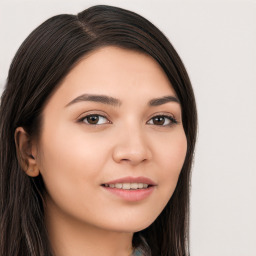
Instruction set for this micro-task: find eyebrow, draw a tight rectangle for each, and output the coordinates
[65,94,121,107]
[65,93,180,108]
[149,95,180,106]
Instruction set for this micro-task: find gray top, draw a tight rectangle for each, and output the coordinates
[133,249,143,256]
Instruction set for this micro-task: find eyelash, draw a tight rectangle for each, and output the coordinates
[78,113,178,127]
[147,114,178,126]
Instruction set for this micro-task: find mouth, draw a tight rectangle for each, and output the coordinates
[101,176,156,201]
[101,176,156,189]
[101,183,152,190]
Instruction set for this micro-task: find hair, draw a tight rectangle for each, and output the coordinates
[0,5,197,256]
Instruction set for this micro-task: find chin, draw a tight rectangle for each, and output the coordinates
[103,215,157,233]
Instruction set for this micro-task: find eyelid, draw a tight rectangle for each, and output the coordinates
[76,111,179,126]
[146,113,178,126]
[77,111,112,125]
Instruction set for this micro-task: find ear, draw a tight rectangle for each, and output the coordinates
[14,127,40,177]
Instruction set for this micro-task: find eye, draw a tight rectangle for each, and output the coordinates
[81,114,110,125]
[147,115,177,126]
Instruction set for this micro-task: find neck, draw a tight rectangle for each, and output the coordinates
[45,198,134,256]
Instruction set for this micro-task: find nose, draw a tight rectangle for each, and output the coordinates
[112,127,152,166]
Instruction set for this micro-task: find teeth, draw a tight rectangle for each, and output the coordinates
[104,183,149,189]
[115,183,122,189]
[130,183,138,189]
[122,183,130,189]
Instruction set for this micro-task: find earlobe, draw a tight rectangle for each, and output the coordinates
[14,127,40,177]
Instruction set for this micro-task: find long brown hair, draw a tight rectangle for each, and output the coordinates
[0,5,197,256]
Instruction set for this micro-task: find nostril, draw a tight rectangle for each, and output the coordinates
[112,140,152,165]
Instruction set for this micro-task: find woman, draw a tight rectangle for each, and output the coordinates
[0,5,197,256]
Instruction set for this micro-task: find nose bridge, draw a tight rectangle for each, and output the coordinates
[112,119,152,165]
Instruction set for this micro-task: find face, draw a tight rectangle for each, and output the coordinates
[35,46,187,233]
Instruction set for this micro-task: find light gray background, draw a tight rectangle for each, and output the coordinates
[1,0,256,255]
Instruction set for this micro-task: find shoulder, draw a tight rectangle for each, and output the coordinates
[133,249,144,256]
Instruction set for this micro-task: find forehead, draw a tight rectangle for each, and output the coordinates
[46,46,177,107]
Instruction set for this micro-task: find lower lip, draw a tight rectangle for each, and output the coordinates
[102,186,155,202]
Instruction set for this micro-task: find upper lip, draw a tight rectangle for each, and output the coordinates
[102,176,156,186]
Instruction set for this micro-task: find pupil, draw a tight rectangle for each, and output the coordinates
[153,116,164,125]
[88,116,99,124]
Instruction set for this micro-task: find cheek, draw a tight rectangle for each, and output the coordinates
[38,122,108,173]
[155,127,187,168]
[36,124,109,207]
[155,129,187,195]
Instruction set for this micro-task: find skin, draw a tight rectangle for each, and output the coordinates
[16,46,187,256]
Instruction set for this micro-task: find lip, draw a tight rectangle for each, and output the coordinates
[102,176,156,186]
[101,176,156,202]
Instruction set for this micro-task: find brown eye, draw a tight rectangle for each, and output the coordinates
[82,115,109,125]
[152,116,165,125]
[147,115,177,126]
[87,115,99,124]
